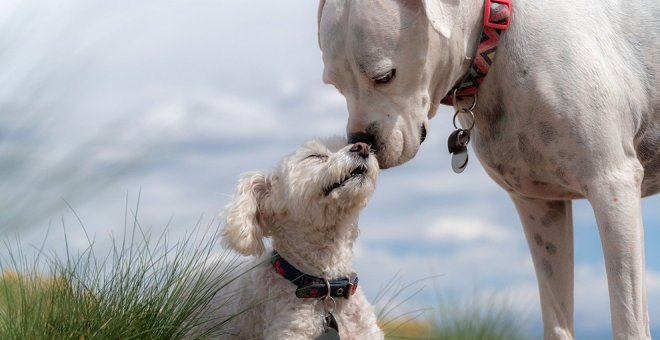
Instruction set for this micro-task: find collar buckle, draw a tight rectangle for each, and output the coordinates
[343,273,359,299]
[483,0,512,30]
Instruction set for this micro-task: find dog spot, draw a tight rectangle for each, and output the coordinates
[533,233,543,246]
[541,210,563,227]
[540,259,553,278]
[546,201,564,211]
[545,242,557,255]
[529,214,536,221]
[538,122,557,145]
[532,180,548,187]
[493,163,505,176]
[481,104,505,139]
[517,134,529,154]
[518,134,545,165]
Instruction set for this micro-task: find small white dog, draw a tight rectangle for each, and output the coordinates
[192,137,383,340]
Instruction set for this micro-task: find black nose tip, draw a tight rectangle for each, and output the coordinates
[350,142,370,158]
[348,132,374,146]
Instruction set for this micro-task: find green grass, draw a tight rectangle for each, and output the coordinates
[376,276,535,340]
[0,211,251,340]
[430,290,533,340]
[0,211,533,340]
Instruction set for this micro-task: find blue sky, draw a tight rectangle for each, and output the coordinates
[1,1,658,337]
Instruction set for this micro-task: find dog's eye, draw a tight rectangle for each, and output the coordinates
[305,154,328,161]
[374,69,396,85]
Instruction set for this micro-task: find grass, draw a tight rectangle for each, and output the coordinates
[0,207,252,340]
[375,276,534,340]
[0,208,533,339]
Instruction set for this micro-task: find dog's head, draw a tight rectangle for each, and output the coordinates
[318,0,466,168]
[221,137,379,256]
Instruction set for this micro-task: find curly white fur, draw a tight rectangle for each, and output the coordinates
[190,137,383,340]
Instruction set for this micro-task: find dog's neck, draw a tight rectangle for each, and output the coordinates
[270,213,359,280]
[427,0,488,108]
[457,0,491,81]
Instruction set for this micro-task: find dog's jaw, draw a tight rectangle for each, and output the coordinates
[323,164,369,196]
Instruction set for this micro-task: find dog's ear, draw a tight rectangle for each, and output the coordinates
[422,0,458,39]
[317,0,326,48]
[221,171,272,256]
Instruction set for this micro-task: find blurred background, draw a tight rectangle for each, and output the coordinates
[1,0,658,337]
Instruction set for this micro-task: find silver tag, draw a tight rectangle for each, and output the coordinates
[316,328,340,340]
[316,312,340,340]
[451,150,469,173]
[448,129,470,173]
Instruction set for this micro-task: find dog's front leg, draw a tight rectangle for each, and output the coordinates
[585,165,651,340]
[511,195,574,340]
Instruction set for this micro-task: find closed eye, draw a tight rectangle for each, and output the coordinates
[373,69,396,85]
[305,154,329,161]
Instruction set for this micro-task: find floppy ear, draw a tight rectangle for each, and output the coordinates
[422,0,458,39]
[317,0,326,48]
[221,171,272,256]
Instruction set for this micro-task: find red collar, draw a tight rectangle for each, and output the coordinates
[441,0,512,106]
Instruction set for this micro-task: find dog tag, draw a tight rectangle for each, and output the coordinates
[316,313,340,340]
[447,129,470,173]
[451,151,469,173]
[447,129,469,154]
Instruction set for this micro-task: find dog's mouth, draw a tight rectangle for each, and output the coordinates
[323,165,368,196]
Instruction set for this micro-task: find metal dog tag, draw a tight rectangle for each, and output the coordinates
[316,313,340,340]
[447,129,470,173]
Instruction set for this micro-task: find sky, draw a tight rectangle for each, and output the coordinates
[1,1,658,338]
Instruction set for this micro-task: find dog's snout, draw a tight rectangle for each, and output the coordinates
[350,142,370,158]
[348,132,374,146]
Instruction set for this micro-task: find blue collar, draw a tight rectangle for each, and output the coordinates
[270,251,359,299]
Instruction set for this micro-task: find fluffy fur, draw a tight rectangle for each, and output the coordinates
[318,0,659,339]
[192,137,383,340]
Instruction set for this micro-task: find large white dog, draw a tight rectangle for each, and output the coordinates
[317,0,659,339]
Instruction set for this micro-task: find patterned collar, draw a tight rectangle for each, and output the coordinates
[441,0,512,106]
[270,251,359,299]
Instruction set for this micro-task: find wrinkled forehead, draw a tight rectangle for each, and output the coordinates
[319,0,419,78]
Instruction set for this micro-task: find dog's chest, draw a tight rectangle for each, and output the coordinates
[468,108,589,200]
[467,102,660,199]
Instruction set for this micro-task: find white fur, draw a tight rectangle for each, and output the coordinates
[191,137,383,340]
[318,0,659,339]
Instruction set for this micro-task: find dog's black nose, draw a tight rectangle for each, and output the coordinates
[348,132,374,146]
[350,142,370,158]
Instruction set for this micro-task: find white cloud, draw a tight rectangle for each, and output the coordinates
[424,217,514,243]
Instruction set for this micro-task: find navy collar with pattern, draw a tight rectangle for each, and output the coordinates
[270,251,359,299]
